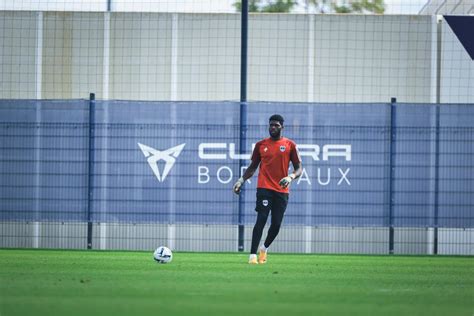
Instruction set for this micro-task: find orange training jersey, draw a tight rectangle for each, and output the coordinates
[251,137,301,193]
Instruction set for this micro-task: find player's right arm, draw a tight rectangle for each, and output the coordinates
[233,142,261,195]
[233,159,259,195]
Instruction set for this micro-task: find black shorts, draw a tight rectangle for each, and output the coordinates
[255,188,289,214]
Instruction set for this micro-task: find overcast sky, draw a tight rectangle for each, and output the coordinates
[0,0,429,14]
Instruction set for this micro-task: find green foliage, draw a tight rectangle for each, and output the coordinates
[233,0,260,12]
[234,0,385,14]
[234,0,296,13]
[333,0,385,14]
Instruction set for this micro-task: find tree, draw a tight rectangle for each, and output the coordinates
[233,0,261,12]
[234,0,297,13]
[261,0,296,12]
[333,0,385,14]
[234,0,385,14]
[304,0,332,13]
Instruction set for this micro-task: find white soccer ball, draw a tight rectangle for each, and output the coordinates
[153,246,173,264]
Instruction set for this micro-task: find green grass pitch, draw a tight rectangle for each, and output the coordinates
[0,249,472,316]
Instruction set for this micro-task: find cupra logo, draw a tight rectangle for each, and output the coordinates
[138,143,186,182]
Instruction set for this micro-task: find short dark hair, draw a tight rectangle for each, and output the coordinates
[269,114,284,125]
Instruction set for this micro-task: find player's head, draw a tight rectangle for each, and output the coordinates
[268,114,284,139]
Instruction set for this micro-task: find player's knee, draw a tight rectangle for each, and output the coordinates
[256,214,268,226]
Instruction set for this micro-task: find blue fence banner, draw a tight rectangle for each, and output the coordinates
[1,100,473,228]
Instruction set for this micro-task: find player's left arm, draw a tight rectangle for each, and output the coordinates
[290,161,303,180]
[279,144,303,188]
[279,161,302,188]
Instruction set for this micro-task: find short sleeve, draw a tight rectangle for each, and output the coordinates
[251,141,261,163]
[290,141,301,164]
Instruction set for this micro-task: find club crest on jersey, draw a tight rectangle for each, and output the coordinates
[262,200,268,206]
[280,146,286,152]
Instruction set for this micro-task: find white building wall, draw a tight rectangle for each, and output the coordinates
[110,13,172,100]
[0,12,37,99]
[313,15,434,103]
[177,14,240,101]
[2,12,473,102]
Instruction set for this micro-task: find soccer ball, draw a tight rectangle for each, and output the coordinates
[153,246,173,264]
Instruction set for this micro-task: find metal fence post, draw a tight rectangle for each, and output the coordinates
[238,102,247,252]
[432,16,442,255]
[388,97,397,254]
[87,93,96,249]
[238,0,248,252]
[433,105,440,254]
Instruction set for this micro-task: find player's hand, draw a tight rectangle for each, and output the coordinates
[279,175,295,188]
[233,177,245,195]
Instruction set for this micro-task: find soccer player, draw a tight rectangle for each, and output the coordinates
[233,114,302,264]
